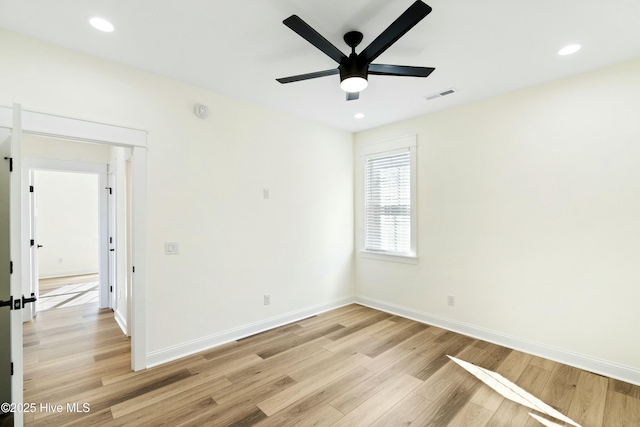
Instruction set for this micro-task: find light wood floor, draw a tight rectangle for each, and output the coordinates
[38,274,99,295]
[38,274,99,311]
[23,303,640,426]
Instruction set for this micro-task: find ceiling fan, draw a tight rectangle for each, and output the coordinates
[276,0,435,101]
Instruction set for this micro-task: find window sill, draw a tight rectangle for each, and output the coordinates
[360,251,418,264]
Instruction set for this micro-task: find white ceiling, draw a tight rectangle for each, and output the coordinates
[1,0,639,132]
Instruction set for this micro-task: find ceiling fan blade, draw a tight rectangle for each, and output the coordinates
[346,92,360,101]
[368,64,435,77]
[283,15,347,64]
[360,1,432,64]
[276,68,339,84]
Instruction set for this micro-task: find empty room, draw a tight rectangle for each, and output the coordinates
[0,1,639,426]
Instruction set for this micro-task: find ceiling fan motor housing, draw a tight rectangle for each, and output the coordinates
[340,53,369,84]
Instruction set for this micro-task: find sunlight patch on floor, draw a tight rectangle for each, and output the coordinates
[448,355,581,427]
[38,281,99,311]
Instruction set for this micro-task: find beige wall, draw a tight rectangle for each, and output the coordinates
[34,170,99,278]
[0,30,354,355]
[23,135,112,164]
[355,58,640,371]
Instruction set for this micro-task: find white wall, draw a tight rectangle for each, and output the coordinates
[35,170,99,278]
[23,134,112,164]
[355,59,640,375]
[0,30,354,357]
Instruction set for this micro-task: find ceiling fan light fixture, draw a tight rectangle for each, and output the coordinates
[340,76,368,93]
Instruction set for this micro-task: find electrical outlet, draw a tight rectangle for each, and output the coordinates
[447,295,455,306]
[264,294,271,305]
[263,188,270,199]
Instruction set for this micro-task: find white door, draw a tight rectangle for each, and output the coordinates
[108,170,116,310]
[27,170,39,319]
[0,127,13,424]
[0,104,26,426]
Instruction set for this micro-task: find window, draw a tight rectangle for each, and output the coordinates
[360,135,417,263]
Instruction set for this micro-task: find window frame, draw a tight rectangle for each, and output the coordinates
[359,135,417,264]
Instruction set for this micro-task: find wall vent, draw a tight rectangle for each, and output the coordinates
[424,87,458,101]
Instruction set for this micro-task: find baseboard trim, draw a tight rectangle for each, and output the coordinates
[355,295,640,387]
[146,295,355,368]
[114,309,128,337]
[39,270,98,279]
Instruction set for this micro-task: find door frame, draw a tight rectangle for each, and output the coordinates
[0,105,147,379]
[22,160,109,317]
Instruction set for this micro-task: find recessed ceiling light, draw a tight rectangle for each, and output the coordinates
[354,113,365,119]
[89,17,114,32]
[558,44,581,56]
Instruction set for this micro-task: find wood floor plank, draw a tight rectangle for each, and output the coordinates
[286,404,344,427]
[361,327,439,373]
[22,300,639,426]
[329,351,427,414]
[369,392,432,427]
[224,337,332,384]
[447,401,494,427]
[413,346,484,401]
[566,370,608,427]
[532,363,581,421]
[287,349,357,382]
[609,379,640,400]
[324,312,393,341]
[252,367,373,427]
[214,375,298,414]
[486,364,553,427]
[111,390,218,426]
[109,372,231,419]
[470,349,532,412]
[602,390,640,427]
[211,371,299,407]
[365,322,430,358]
[330,373,422,426]
[256,352,371,416]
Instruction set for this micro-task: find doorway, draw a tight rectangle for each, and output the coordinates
[29,168,102,313]
[1,104,148,426]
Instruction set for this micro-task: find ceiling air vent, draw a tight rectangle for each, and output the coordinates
[424,87,458,101]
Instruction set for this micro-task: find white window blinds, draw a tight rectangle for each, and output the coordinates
[364,150,411,254]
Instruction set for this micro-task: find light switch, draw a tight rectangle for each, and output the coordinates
[165,242,179,255]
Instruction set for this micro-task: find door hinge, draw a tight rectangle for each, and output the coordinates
[132,266,135,273]
[11,362,13,376]
[105,186,112,195]
[30,185,34,192]
[30,239,35,247]
[110,286,113,292]
[3,156,12,172]
[110,237,113,244]
[10,261,13,274]
[0,296,13,310]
